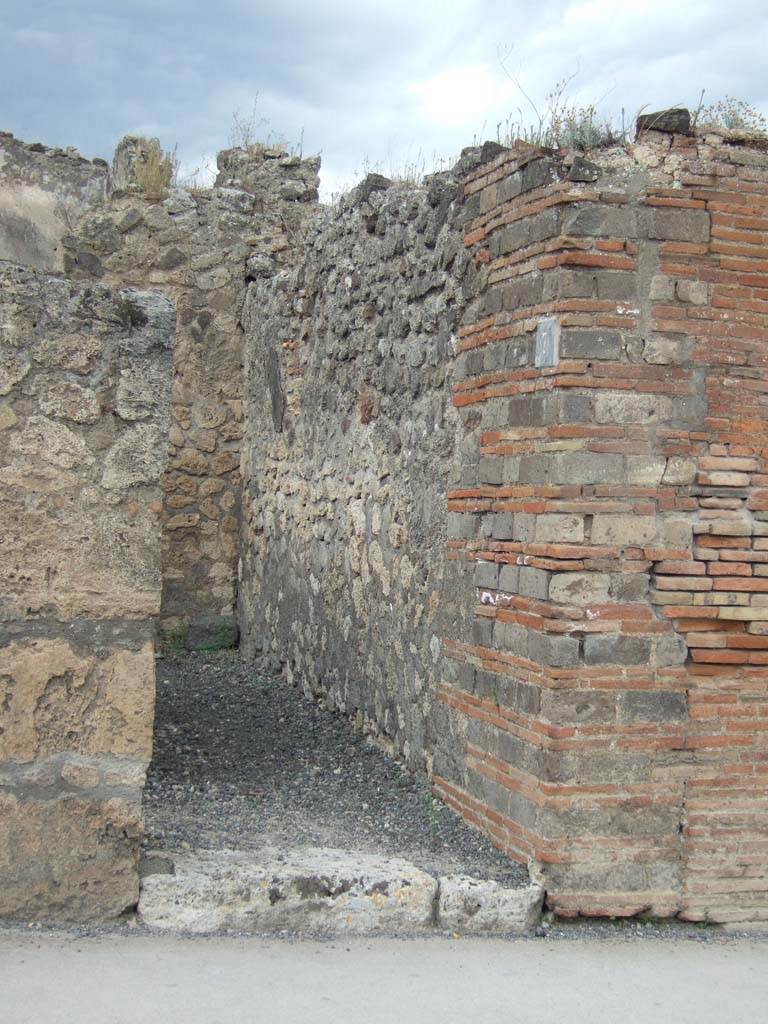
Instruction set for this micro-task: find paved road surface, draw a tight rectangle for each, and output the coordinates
[2,929,766,1024]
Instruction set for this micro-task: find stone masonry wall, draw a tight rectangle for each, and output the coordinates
[2,134,321,647]
[239,155,499,767]
[0,132,108,271]
[435,129,768,926]
[243,127,768,926]
[0,263,173,921]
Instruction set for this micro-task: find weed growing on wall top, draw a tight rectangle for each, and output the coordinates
[133,142,179,200]
[229,94,304,157]
[696,95,768,136]
[495,74,625,151]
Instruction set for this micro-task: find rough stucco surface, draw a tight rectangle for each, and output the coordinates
[0,262,173,921]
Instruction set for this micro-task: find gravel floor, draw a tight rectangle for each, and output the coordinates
[143,650,528,885]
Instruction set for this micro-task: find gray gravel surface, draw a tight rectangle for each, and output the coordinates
[143,650,528,885]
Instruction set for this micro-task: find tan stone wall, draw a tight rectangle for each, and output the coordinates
[61,140,321,648]
[0,264,173,921]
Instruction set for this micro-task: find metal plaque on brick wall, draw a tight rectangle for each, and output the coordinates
[534,316,559,368]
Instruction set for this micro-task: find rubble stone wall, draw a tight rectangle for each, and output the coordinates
[239,161,486,765]
[0,263,173,921]
[0,132,108,271]
[243,129,768,926]
[1,133,321,646]
[1,120,766,927]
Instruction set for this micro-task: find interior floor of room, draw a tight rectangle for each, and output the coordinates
[142,649,529,885]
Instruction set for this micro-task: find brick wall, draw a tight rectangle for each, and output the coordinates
[434,130,768,925]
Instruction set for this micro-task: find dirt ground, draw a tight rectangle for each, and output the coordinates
[143,650,528,884]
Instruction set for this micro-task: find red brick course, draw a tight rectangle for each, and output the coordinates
[441,132,768,925]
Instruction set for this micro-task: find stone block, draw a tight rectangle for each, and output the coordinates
[437,877,543,934]
[620,690,687,723]
[490,513,515,540]
[676,279,708,305]
[0,789,142,923]
[528,632,580,668]
[0,639,154,762]
[636,108,691,134]
[594,392,673,425]
[518,452,626,487]
[549,572,610,605]
[519,566,550,600]
[474,561,499,590]
[591,515,656,546]
[478,456,503,484]
[139,848,438,935]
[562,203,636,237]
[583,634,652,666]
[447,514,476,540]
[638,206,710,243]
[498,564,520,592]
[559,329,623,360]
[534,514,584,544]
[541,689,616,726]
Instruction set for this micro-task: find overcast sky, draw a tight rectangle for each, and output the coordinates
[3,1,767,198]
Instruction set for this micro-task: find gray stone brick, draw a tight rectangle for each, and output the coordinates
[543,269,595,300]
[541,689,617,725]
[493,220,529,255]
[498,563,520,592]
[596,273,636,301]
[609,573,649,602]
[483,343,507,372]
[529,631,581,668]
[502,274,543,311]
[447,513,476,540]
[518,452,623,486]
[638,206,710,243]
[520,158,558,193]
[443,659,475,691]
[482,287,503,317]
[513,514,536,542]
[620,690,687,723]
[518,565,550,600]
[655,633,688,667]
[528,207,560,243]
[473,616,494,646]
[514,680,541,716]
[559,329,623,360]
[490,513,515,540]
[478,456,503,484]
[543,393,594,424]
[498,173,522,204]
[503,456,521,482]
[474,560,499,589]
[562,203,637,237]
[503,340,529,369]
[498,622,530,658]
[583,634,652,666]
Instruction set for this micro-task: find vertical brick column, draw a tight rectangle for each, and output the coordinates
[434,136,768,925]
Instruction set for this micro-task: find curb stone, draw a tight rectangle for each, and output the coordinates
[138,847,543,936]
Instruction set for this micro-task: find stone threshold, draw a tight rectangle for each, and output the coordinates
[138,847,544,936]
